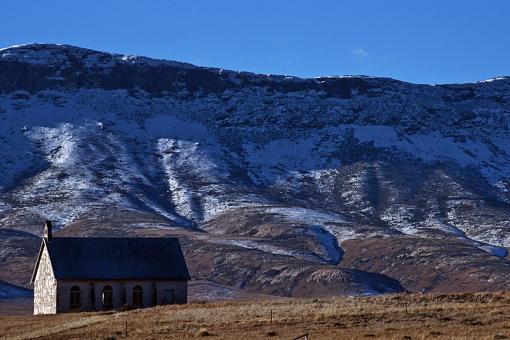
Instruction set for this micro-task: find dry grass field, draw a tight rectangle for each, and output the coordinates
[1,292,510,339]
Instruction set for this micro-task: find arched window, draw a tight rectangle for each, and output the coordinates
[102,285,113,309]
[133,285,143,308]
[70,286,81,309]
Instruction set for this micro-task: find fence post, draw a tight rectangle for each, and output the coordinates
[405,296,408,316]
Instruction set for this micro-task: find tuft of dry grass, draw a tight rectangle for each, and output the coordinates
[196,328,212,337]
[2,292,510,339]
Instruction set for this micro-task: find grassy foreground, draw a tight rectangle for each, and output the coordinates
[1,292,510,339]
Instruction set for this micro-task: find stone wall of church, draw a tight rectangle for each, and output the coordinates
[33,245,57,315]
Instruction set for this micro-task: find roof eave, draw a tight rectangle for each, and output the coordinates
[30,238,46,285]
[176,240,192,281]
[55,277,190,281]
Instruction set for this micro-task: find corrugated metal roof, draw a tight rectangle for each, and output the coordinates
[44,237,190,280]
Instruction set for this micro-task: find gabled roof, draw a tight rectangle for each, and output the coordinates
[31,237,190,283]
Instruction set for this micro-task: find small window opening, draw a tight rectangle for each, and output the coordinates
[102,285,113,309]
[70,286,81,309]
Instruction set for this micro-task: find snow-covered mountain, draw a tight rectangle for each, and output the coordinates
[1,44,510,297]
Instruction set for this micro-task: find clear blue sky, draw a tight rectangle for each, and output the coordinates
[1,0,509,84]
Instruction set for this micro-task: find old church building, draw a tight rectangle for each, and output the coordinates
[31,221,190,315]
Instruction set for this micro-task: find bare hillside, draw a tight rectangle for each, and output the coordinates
[1,292,510,339]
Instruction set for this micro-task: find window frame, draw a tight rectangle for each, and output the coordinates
[70,285,81,309]
[102,285,113,309]
[133,285,144,308]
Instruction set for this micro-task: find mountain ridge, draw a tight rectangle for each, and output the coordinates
[2,43,508,85]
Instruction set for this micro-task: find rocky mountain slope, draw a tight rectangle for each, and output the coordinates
[1,44,510,297]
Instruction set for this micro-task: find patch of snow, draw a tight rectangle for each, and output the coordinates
[478,244,508,257]
[244,138,339,185]
[478,77,509,83]
[265,206,356,263]
[225,240,297,257]
[423,218,508,258]
[266,207,348,225]
[343,124,510,183]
